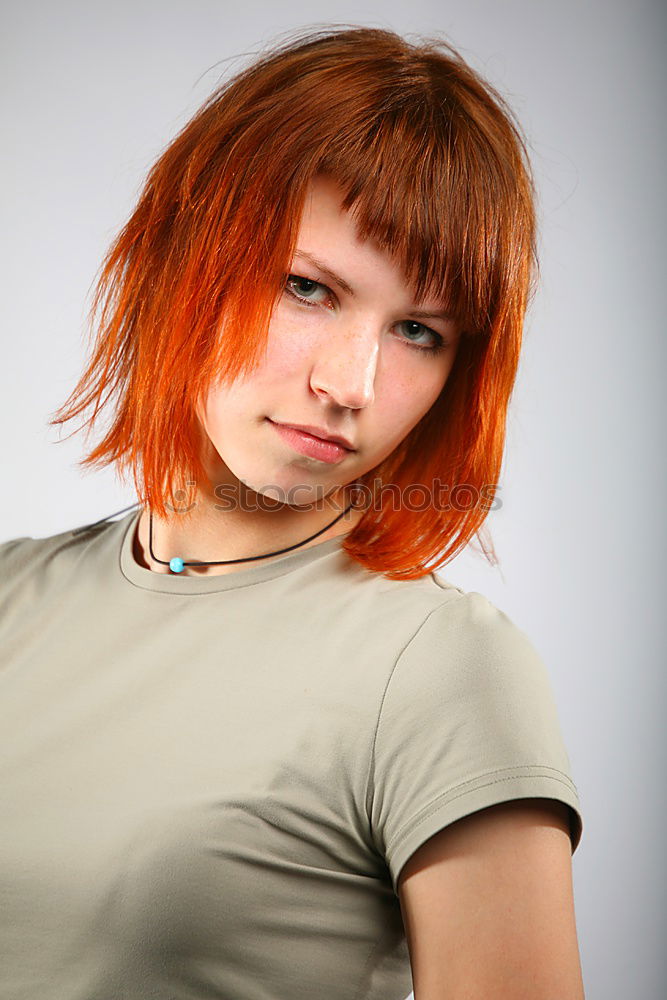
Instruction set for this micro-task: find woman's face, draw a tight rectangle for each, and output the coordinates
[197,174,461,510]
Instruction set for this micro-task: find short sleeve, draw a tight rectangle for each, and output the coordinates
[367,591,583,896]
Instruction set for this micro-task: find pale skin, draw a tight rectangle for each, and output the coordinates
[132,172,461,575]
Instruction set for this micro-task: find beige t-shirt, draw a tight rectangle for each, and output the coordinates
[0,508,583,1000]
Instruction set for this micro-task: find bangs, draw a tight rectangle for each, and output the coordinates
[211,26,537,336]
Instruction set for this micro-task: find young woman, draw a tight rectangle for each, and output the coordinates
[0,25,585,1000]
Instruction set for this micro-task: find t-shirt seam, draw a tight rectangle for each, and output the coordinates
[363,595,464,846]
[384,765,579,859]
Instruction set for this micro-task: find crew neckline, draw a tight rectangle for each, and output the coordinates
[117,508,348,594]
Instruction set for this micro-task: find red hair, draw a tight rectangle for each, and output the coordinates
[49,25,539,580]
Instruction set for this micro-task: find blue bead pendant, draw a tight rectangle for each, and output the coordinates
[169,557,185,573]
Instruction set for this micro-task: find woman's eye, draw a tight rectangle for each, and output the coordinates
[284,274,447,355]
[284,274,329,307]
[395,321,446,354]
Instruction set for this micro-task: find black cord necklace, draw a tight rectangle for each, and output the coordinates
[148,502,355,574]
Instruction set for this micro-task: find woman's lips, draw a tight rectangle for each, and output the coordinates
[268,419,352,464]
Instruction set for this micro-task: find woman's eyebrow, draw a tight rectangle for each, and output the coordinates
[292,249,454,321]
[293,250,355,296]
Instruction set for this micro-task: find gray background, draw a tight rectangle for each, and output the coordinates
[2,1,665,997]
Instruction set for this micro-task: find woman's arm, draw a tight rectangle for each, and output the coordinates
[398,798,585,999]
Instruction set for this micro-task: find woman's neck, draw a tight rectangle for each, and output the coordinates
[131,484,362,577]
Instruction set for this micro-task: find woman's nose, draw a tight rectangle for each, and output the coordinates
[310,326,379,410]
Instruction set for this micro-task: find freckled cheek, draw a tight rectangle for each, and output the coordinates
[268,344,311,377]
[381,368,433,414]
[198,385,249,440]
[372,390,416,438]
[377,374,445,437]
[264,314,318,374]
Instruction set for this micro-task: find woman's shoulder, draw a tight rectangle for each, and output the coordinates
[412,583,539,664]
[355,563,519,630]
[0,527,63,574]
[0,517,113,591]
[339,560,536,668]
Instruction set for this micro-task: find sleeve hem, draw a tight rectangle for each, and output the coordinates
[387,767,583,896]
